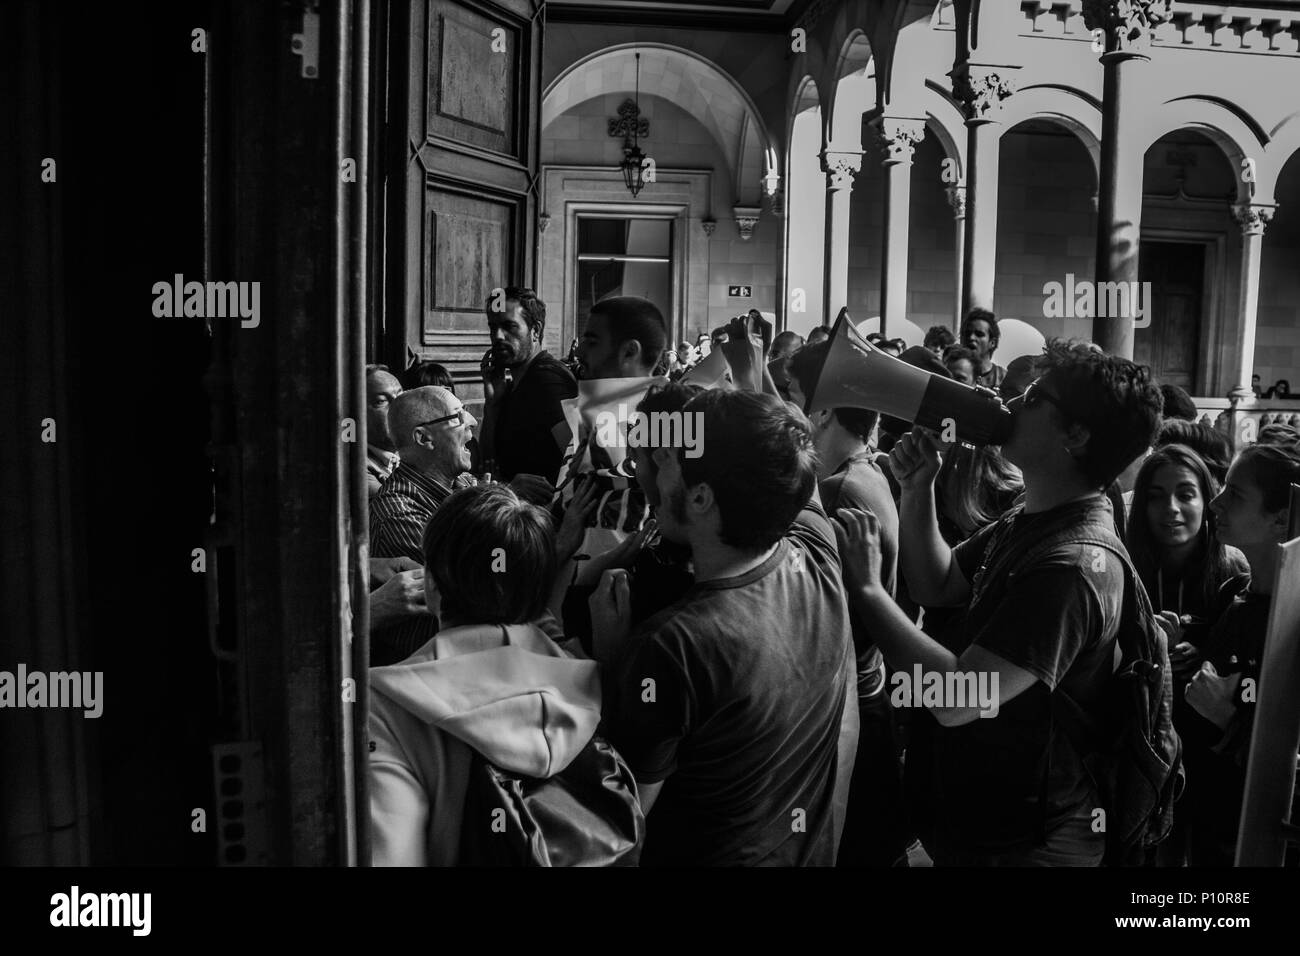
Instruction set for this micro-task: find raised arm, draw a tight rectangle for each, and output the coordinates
[890,428,970,607]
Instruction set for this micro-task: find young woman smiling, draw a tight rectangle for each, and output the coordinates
[1125,442,1248,865]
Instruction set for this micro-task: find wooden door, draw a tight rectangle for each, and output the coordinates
[1136,240,1203,392]
[383,0,543,412]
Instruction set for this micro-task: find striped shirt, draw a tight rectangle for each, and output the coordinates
[369,462,453,664]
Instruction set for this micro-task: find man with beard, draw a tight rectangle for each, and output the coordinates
[480,287,576,484]
[574,295,667,381]
[961,308,1006,391]
[591,389,858,866]
[550,296,670,618]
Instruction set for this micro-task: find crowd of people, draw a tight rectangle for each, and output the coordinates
[361,287,1300,867]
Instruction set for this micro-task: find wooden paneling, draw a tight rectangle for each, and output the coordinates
[429,4,517,155]
[426,187,516,334]
[1138,240,1203,391]
[382,0,542,408]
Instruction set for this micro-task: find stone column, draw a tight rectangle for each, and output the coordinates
[1229,202,1275,399]
[872,117,927,337]
[951,65,1017,317]
[1083,0,1174,359]
[946,185,967,330]
[821,149,862,326]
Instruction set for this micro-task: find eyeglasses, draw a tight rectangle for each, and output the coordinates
[1021,379,1071,417]
[415,410,468,431]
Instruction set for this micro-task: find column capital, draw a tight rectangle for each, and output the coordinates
[870,117,927,166]
[950,64,1019,122]
[1082,0,1174,56]
[733,205,762,241]
[1232,202,1276,236]
[946,185,967,219]
[821,150,863,191]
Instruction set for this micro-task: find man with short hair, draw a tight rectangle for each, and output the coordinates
[481,287,577,483]
[593,389,858,866]
[806,326,830,346]
[370,386,477,664]
[366,365,403,497]
[961,308,1006,390]
[770,330,804,365]
[835,340,1163,865]
[575,295,667,380]
[942,345,979,386]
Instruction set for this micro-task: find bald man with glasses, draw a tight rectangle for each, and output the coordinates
[369,387,478,664]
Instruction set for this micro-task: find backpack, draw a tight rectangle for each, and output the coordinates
[457,733,645,866]
[969,510,1184,865]
[1048,538,1185,865]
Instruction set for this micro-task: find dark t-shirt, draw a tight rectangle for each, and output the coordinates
[604,502,854,866]
[492,351,577,482]
[931,497,1124,853]
[819,451,898,697]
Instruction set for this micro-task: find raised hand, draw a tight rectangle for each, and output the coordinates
[888,426,944,492]
[556,477,600,564]
[589,568,633,663]
[833,507,884,597]
[574,519,656,588]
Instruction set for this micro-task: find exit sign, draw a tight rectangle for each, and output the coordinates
[728,285,752,297]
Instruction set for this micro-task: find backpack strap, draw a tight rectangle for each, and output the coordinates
[1047,538,1146,752]
[996,534,1140,841]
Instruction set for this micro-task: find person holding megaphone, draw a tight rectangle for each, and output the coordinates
[830,340,1164,866]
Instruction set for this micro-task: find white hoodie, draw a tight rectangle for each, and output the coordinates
[368,622,601,866]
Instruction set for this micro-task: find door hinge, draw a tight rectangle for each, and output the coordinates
[291,1,321,79]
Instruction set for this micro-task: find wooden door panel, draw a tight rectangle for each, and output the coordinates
[384,0,542,405]
[426,186,516,337]
[429,3,519,157]
[1137,241,1203,391]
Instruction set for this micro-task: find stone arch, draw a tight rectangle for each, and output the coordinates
[923,79,967,183]
[543,44,773,203]
[1261,110,1300,202]
[995,84,1102,188]
[825,30,875,149]
[1141,96,1268,204]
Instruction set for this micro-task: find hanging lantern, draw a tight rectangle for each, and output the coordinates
[616,52,646,198]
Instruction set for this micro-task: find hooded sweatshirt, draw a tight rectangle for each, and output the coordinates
[368,622,601,866]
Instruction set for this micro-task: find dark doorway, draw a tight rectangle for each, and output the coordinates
[1136,240,1205,392]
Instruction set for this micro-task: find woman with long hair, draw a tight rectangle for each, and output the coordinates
[934,443,1023,544]
[1124,442,1248,866]
[1126,444,1248,635]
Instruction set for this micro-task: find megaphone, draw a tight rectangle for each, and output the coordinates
[804,309,1013,447]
